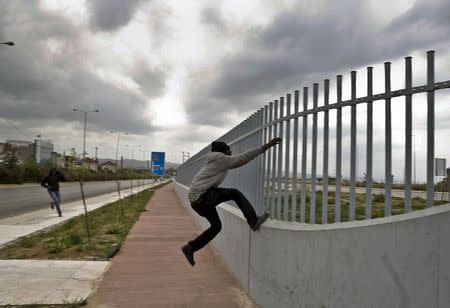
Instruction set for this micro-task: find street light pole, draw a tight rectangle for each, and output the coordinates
[73,108,99,157]
[111,131,128,167]
[125,145,142,169]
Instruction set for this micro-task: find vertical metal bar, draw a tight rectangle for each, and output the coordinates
[266,102,273,213]
[385,62,392,216]
[253,113,258,206]
[262,106,269,215]
[292,90,300,222]
[405,56,413,212]
[270,100,279,218]
[335,76,343,223]
[284,94,292,221]
[276,97,285,221]
[310,83,318,224]
[322,79,330,224]
[365,67,373,219]
[250,113,257,207]
[301,88,308,223]
[258,109,264,214]
[349,71,357,221]
[426,50,435,208]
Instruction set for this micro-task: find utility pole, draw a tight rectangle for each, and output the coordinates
[73,108,99,157]
[111,131,128,168]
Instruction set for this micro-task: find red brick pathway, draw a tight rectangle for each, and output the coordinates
[87,183,257,308]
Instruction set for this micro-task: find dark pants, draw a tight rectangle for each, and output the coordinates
[188,187,258,252]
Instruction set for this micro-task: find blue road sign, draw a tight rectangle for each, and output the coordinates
[151,152,165,176]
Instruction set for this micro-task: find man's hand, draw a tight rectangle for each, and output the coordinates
[263,137,281,150]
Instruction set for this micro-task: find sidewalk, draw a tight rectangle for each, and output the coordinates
[86,183,257,308]
[0,181,165,306]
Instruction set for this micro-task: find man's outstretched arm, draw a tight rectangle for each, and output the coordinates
[227,138,281,169]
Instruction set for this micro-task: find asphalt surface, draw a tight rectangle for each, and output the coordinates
[0,179,156,219]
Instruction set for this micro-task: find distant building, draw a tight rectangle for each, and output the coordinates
[34,140,54,164]
[99,161,118,173]
[50,152,65,168]
[0,143,6,163]
[5,140,35,163]
[0,139,54,165]
[81,157,98,171]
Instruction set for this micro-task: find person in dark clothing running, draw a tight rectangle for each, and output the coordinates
[181,137,281,266]
[41,168,66,217]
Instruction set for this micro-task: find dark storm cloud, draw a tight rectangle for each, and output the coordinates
[88,0,145,32]
[132,62,167,98]
[0,1,161,137]
[187,0,450,126]
[201,6,229,34]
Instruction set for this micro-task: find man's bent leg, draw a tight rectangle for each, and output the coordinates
[188,205,222,252]
[213,188,258,227]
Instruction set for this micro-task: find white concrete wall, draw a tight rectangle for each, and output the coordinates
[175,182,450,308]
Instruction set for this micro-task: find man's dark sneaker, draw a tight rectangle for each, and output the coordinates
[181,244,195,266]
[251,213,270,231]
[50,202,54,209]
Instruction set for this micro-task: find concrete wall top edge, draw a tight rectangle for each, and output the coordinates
[175,181,450,231]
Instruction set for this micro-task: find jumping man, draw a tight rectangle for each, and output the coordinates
[181,137,281,266]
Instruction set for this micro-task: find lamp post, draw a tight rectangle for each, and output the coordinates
[110,131,127,168]
[72,108,99,157]
[125,145,142,169]
[136,148,148,169]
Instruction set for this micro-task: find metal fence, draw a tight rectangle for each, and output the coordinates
[176,50,450,224]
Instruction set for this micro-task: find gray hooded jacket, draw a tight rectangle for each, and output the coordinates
[188,146,265,199]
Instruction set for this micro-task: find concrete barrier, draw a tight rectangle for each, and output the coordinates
[175,182,450,308]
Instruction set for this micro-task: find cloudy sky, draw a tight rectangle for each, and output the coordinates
[0,0,449,181]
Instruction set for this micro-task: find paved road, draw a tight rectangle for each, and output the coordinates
[0,179,156,219]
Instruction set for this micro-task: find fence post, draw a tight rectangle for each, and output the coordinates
[384,62,392,216]
[310,83,318,224]
[322,79,330,224]
[266,102,273,214]
[365,67,374,219]
[300,88,308,223]
[335,76,343,223]
[349,71,357,221]
[270,100,279,218]
[284,94,292,221]
[405,57,413,212]
[292,91,300,222]
[276,97,285,221]
[426,50,435,208]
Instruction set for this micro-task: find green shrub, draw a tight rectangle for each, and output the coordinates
[105,224,122,235]
[44,237,65,254]
[66,232,83,245]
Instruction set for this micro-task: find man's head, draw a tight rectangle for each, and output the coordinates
[211,141,231,155]
[49,168,57,175]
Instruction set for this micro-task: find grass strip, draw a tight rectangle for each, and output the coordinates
[0,182,169,260]
[275,190,448,224]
